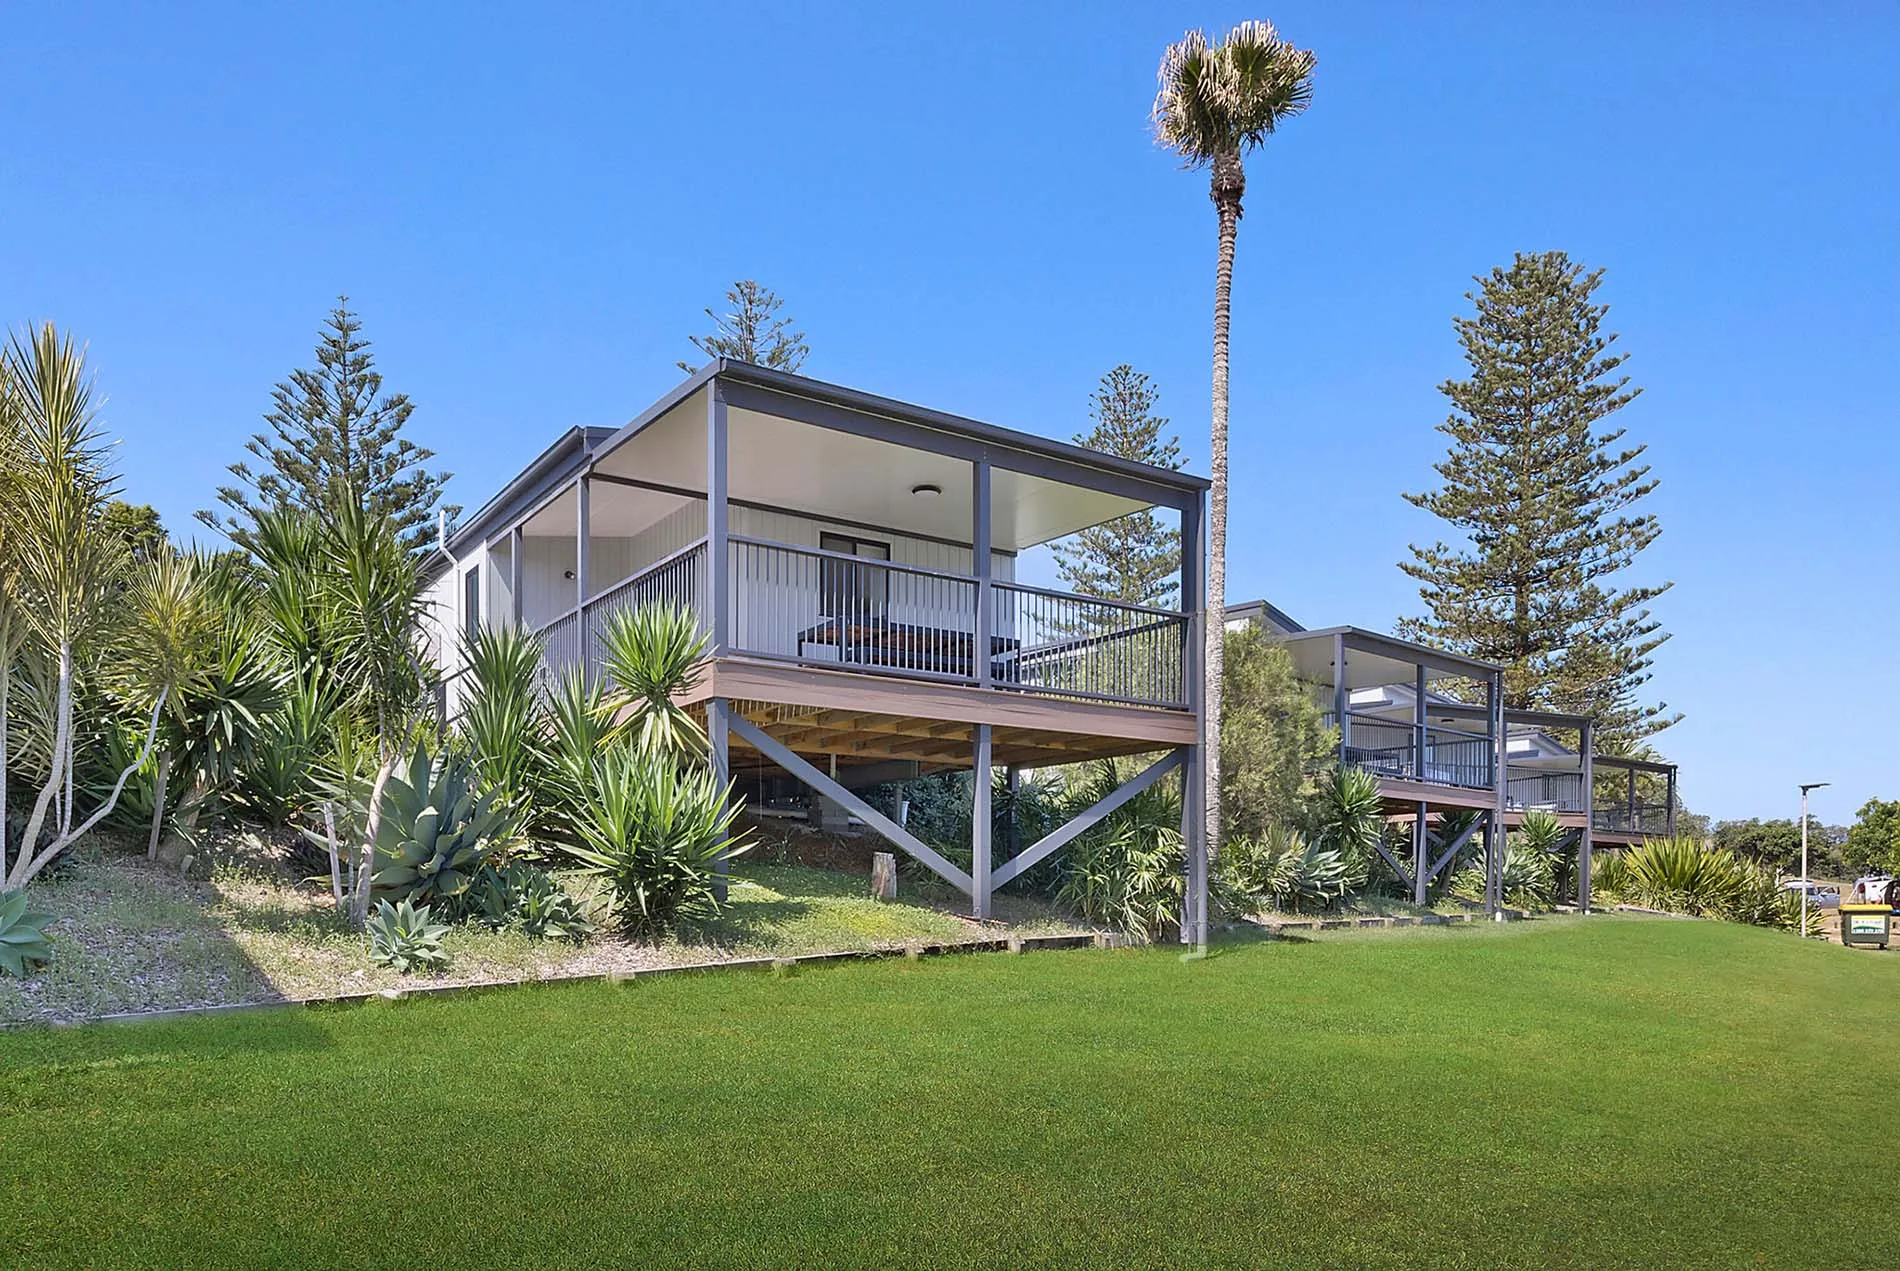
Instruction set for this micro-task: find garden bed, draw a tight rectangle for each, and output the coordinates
[0,832,1088,1026]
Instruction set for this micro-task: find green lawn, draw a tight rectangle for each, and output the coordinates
[4,916,1896,1269]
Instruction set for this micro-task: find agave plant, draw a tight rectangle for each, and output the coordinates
[599,601,709,757]
[367,898,450,973]
[370,742,514,905]
[559,747,744,940]
[0,889,55,976]
[1217,824,1351,916]
[452,861,596,942]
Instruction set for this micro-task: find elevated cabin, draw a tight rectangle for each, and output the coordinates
[423,361,1211,936]
[1226,603,1679,911]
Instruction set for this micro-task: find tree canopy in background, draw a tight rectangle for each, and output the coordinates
[199,300,453,560]
[678,280,808,375]
[1053,365,1183,607]
[1711,817,1838,875]
[1219,623,1334,843]
[1399,251,1676,750]
[1842,798,1900,876]
[100,501,166,564]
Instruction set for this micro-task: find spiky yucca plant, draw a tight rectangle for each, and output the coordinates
[1055,759,1186,941]
[561,747,745,940]
[599,602,708,757]
[1305,766,1381,892]
[456,623,547,819]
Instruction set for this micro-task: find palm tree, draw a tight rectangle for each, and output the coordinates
[1153,22,1315,941]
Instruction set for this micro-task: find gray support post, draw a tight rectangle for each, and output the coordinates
[707,383,730,655]
[1627,767,1637,833]
[1413,663,1428,782]
[1666,766,1677,838]
[1579,719,1595,912]
[510,525,524,628]
[972,457,992,687]
[1333,633,1350,760]
[1490,670,1506,917]
[1004,765,1021,861]
[708,697,731,904]
[575,475,591,607]
[972,724,992,919]
[1413,801,1429,905]
[1180,489,1207,947]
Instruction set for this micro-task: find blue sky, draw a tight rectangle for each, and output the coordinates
[4,3,1896,824]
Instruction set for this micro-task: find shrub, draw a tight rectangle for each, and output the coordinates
[1055,760,1183,941]
[1217,825,1352,915]
[1221,627,1336,843]
[599,602,709,757]
[533,667,615,847]
[454,862,597,942]
[371,742,515,906]
[560,748,746,940]
[456,624,548,820]
[367,899,450,973]
[1303,766,1380,893]
[0,890,55,977]
[1593,836,1818,933]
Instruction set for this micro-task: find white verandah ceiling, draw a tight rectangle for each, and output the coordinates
[520,387,1155,550]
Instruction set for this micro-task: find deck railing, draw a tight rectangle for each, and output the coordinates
[993,582,1188,708]
[1506,766,1586,812]
[727,537,980,682]
[1592,803,1675,836]
[1330,712,1494,790]
[537,539,708,684]
[525,534,1190,710]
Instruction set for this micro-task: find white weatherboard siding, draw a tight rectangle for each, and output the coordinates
[517,501,1015,648]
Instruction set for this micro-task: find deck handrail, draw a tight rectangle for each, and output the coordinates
[531,536,713,638]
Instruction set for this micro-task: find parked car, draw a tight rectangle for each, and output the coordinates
[1847,875,1896,905]
[1782,879,1841,908]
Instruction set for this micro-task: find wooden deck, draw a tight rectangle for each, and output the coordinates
[682,656,1196,771]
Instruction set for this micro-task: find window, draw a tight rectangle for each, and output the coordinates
[463,565,481,641]
[819,532,890,621]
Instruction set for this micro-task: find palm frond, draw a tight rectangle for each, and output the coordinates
[1153,22,1316,164]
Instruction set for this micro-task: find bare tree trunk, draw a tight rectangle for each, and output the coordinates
[145,750,172,861]
[14,642,74,889]
[323,801,344,907]
[13,685,166,889]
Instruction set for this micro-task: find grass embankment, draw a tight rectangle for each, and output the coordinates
[0,846,1045,1024]
[6,916,1898,1269]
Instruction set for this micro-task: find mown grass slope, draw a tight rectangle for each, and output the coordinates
[5,916,1895,1269]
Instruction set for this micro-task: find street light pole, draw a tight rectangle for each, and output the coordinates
[1799,781,1830,938]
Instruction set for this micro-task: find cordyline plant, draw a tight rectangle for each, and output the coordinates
[1153,20,1315,945]
[1,326,213,890]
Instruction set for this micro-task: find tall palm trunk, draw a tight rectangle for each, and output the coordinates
[1197,151,1245,948]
